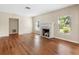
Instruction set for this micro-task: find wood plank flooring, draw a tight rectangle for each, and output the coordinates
[0,33,79,55]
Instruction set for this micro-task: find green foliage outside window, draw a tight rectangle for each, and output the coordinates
[59,16,71,33]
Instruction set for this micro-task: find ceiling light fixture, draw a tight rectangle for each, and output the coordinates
[25,7,31,9]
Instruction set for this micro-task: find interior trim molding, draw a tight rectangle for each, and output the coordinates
[55,36,79,44]
[0,35,9,38]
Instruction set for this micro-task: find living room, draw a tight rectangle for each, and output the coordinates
[0,4,79,55]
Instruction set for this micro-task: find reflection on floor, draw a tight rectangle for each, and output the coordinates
[0,33,79,55]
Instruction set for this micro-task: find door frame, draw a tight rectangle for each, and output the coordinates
[9,18,19,35]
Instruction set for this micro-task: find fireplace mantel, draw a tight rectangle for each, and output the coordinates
[40,23,54,39]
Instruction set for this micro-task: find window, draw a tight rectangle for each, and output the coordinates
[35,20,40,31]
[58,16,71,33]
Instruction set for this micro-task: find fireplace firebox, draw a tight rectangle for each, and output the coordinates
[42,29,49,37]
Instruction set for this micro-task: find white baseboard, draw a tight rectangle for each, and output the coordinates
[0,35,9,37]
[55,36,79,44]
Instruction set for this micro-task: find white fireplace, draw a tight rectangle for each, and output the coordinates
[40,23,54,39]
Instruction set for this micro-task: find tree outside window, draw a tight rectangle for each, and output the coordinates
[58,16,71,33]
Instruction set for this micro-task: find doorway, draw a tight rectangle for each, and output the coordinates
[9,18,19,35]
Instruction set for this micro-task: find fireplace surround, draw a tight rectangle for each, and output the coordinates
[40,23,54,39]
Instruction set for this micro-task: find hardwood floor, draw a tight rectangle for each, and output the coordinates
[0,33,79,55]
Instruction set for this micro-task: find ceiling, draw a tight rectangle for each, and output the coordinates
[0,4,73,17]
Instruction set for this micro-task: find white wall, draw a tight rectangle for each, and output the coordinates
[0,12,32,37]
[0,12,9,37]
[33,5,79,43]
[0,12,19,37]
[19,16,32,34]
